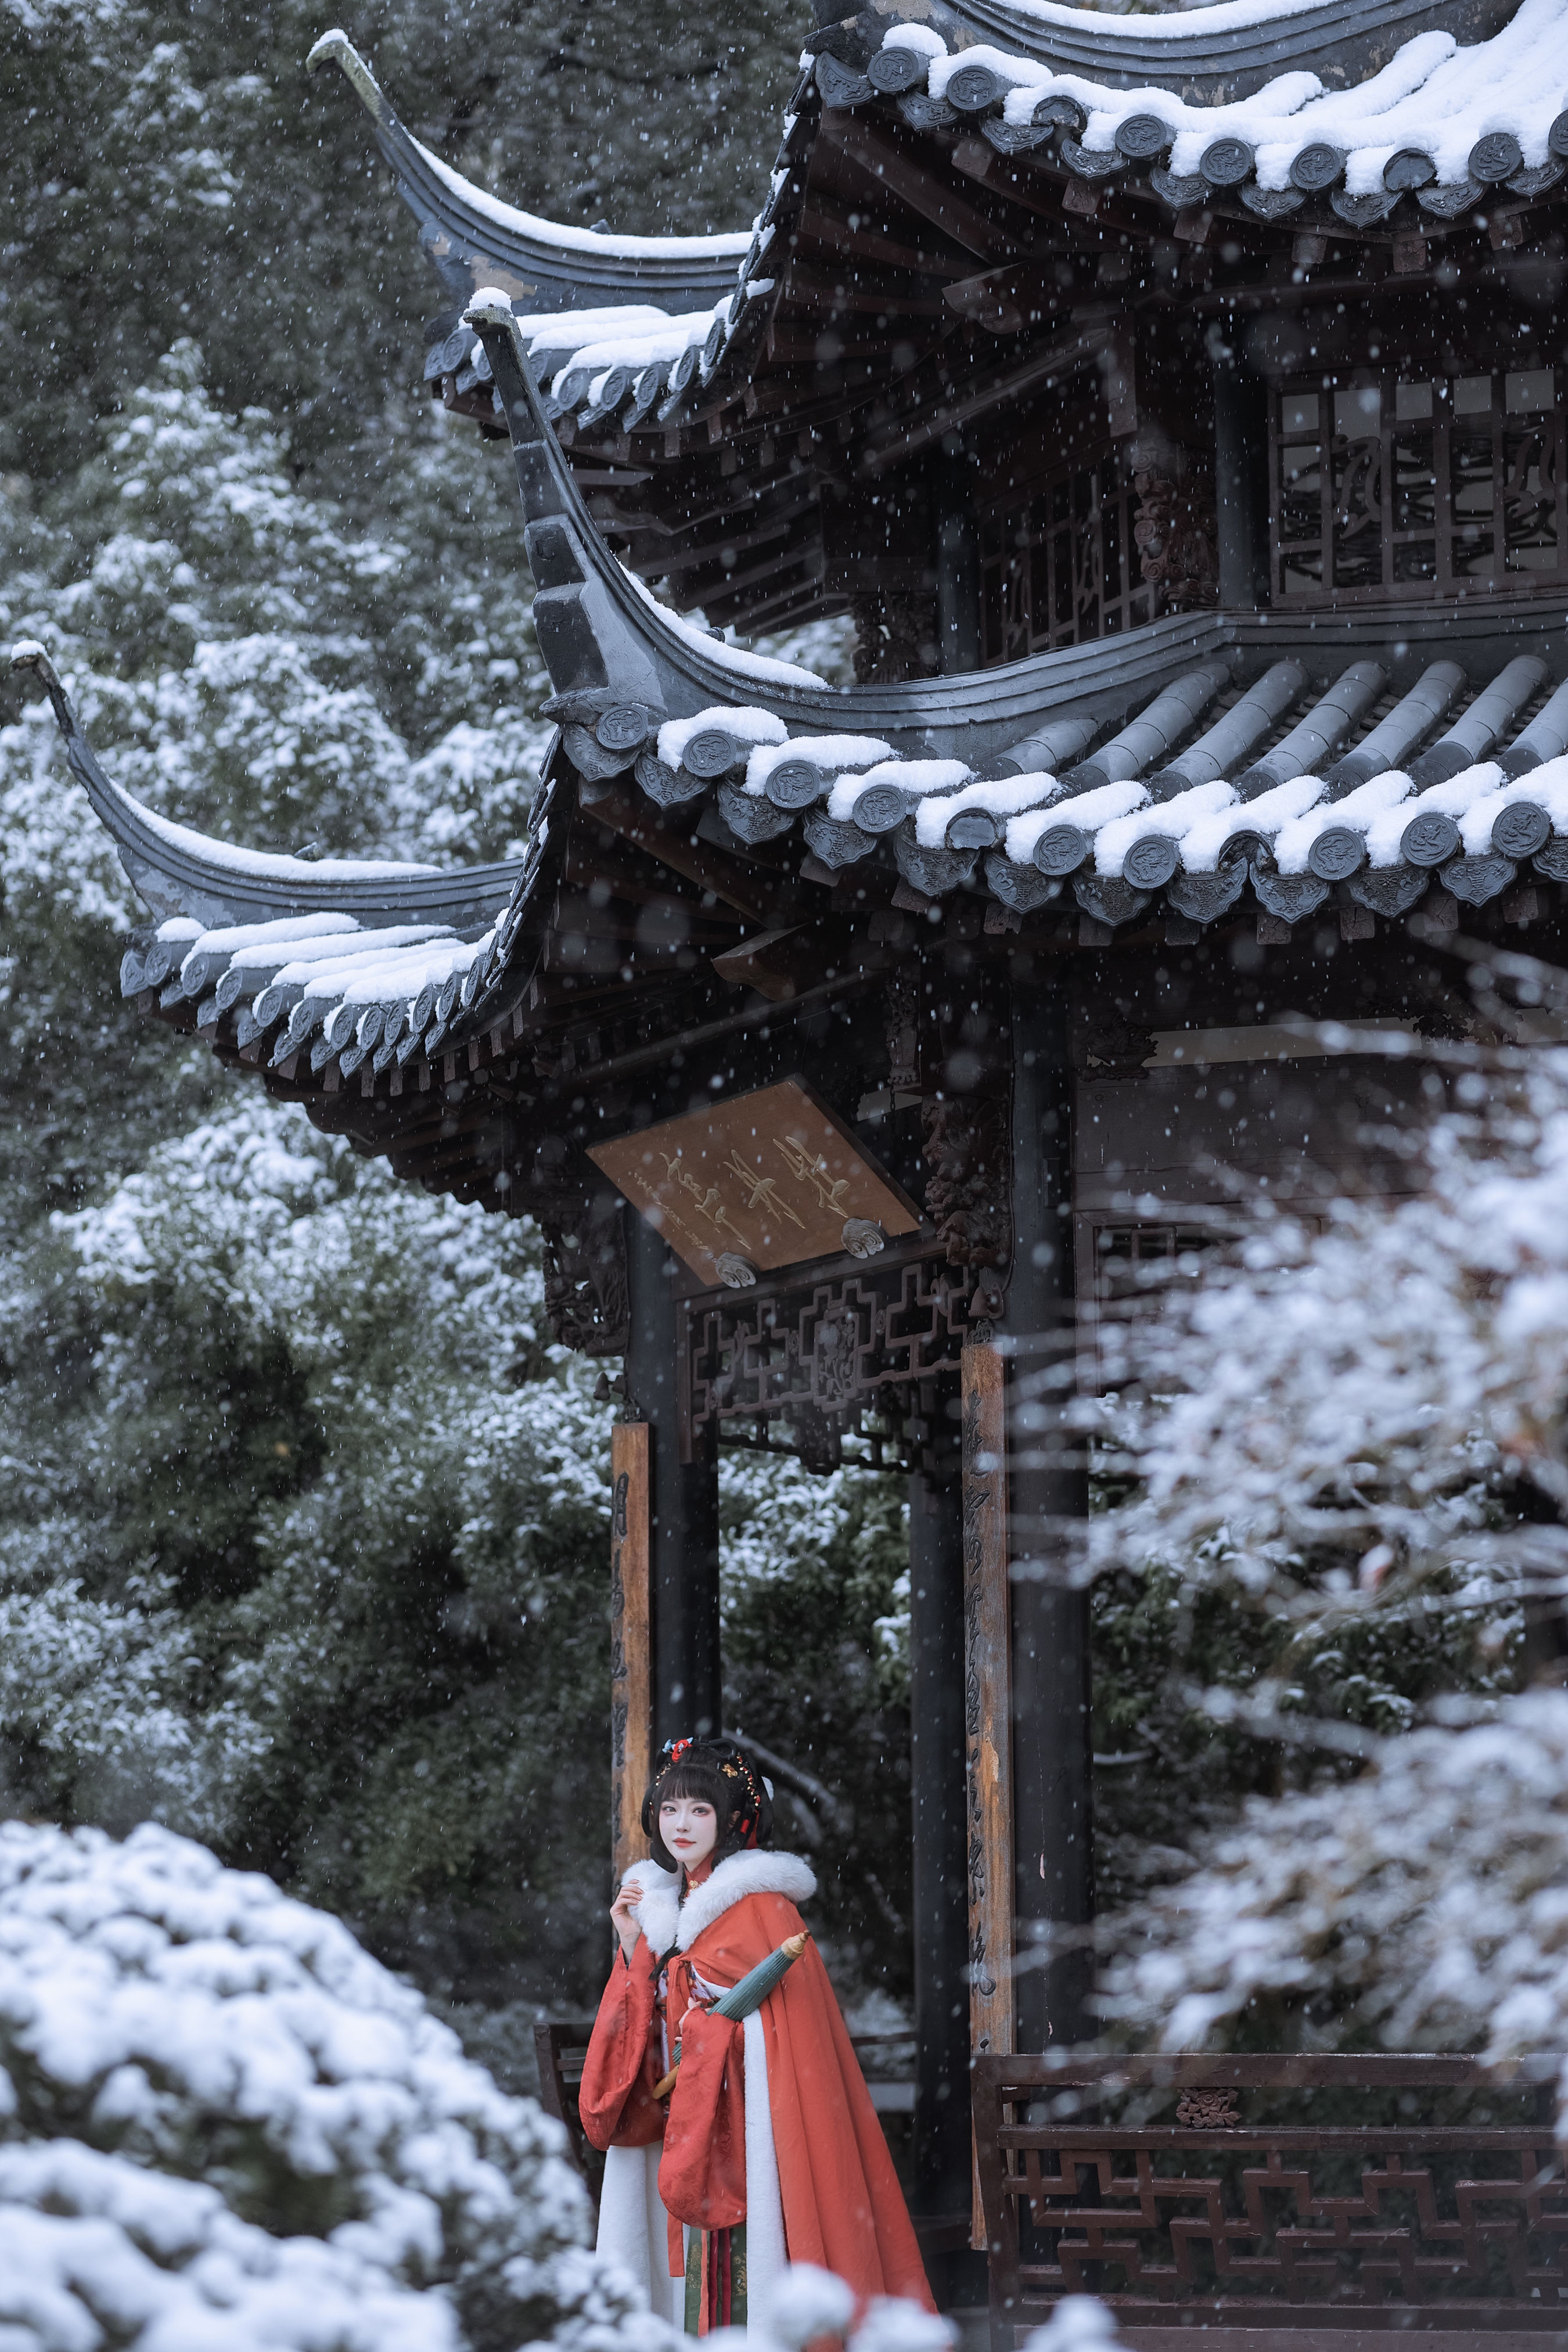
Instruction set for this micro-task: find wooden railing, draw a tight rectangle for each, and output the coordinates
[973,2053,1567,2351]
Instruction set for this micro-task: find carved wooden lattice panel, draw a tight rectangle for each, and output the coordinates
[979,445,1157,661]
[681,1254,974,1468]
[1007,2131,1568,2318]
[1271,365,1568,604]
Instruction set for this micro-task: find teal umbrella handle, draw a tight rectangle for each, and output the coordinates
[654,1930,809,2098]
[711,1929,810,2022]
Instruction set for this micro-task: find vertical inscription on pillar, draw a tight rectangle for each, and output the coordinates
[962,1337,1013,2063]
[610,1422,652,1882]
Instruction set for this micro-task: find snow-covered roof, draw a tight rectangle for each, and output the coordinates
[410,139,751,267]
[415,0,1568,479]
[599,636,1568,936]
[309,30,756,319]
[9,641,534,935]
[121,911,503,1082]
[873,0,1527,100]
[9,641,564,1074]
[868,0,1568,217]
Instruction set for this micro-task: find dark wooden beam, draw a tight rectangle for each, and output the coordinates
[821,115,1019,264]
[731,581,851,634]
[588,783,776,926]
[703,566,832,632]
[764,325,922,366]
[858,318,1120,476]
[628,510,799,581]
[675,525,824,609]
[796,196,977,280]
[783,265,954,319]
[620,483,819,577]
[625,1210,721,1749]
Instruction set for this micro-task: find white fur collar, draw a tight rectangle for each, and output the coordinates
[620,1850,816,1956]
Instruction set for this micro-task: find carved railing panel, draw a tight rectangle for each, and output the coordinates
[1009,2133,1568,2307]
[681,1251,976,1471]
[975,2056,1568,2350]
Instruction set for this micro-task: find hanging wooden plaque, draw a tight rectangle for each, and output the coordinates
[587,1077,920,1288]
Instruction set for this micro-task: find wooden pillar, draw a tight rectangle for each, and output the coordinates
[610,1420,651,1881]
[961,1335,1013,2065]
[624,1206,721,1748]
[962,1333,1012,2252]
[935,448,981,674]
[908,1429,970,2222]
[1004,983,1093,2052]
[1212,328,1270,609]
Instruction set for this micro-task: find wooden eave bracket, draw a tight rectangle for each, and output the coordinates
[710,925,808,1000]
[587,782,775,927]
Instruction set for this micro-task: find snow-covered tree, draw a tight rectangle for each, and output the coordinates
[1101,1689,1568,2078]
[1091,1040,1568,2077]
[1091,1042,1568,1620]
[0,315,897,2058]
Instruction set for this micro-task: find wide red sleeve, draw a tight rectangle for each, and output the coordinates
[578,1936,667,2152]
[657,2003,747,2229]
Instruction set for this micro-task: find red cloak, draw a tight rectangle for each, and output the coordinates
[580,1851,934,2314]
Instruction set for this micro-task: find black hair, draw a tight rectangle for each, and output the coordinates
[641,1739,773,1874]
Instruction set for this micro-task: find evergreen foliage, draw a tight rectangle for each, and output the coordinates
[0,0,901,2055]
[2,0,801,480]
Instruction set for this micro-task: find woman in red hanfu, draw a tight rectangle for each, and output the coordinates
[580,1736,935,2335]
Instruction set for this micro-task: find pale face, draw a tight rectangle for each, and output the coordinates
[660,1794,718,1872]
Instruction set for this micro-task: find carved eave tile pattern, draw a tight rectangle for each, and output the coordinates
[528,600,1568,940]
[833,0,1568,235]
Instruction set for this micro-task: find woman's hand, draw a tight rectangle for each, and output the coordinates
[610,1881,641,1961]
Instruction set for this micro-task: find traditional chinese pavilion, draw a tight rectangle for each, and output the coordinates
[16,0,1568,2288]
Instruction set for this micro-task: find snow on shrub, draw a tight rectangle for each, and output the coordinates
[0,1821,674,2352]
[1021,2301,1125,2352]
[0,2139,454,2352]
[700,2263,957,2352]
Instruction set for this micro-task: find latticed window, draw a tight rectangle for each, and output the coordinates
[979,448,1153,662]
[1074,1220,1229,1386]
[1271,367,1566,602]
[1090,1222,1222,1313]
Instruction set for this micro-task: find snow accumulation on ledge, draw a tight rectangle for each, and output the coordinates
[980,0,1391,35]
[414,138,755,261]
[897,0,1568,193]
